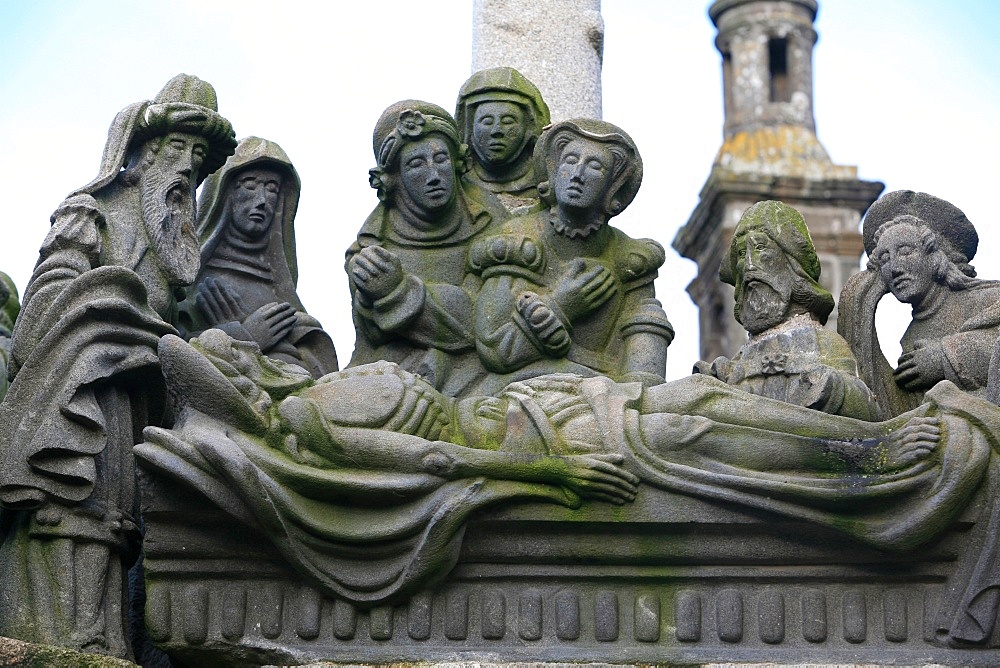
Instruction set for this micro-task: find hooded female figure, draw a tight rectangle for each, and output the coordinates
[346,100,506,397]
[180,137,338,378]
[455,67,550,214]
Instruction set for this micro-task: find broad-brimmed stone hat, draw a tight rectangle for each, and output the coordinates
[863,190,978,265]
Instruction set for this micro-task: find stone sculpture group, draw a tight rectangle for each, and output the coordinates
[1,71,1000,665]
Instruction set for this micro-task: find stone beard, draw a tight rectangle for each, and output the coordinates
[140,157,200,286]
[738,275,792,335]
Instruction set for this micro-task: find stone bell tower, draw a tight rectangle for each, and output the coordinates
[673,0,884,362]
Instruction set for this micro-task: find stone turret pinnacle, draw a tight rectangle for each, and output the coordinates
[674,0,884,362]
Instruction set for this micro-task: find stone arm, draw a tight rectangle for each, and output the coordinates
[800,362,879,420]
[938,324,1000,392]
[617,278,673,386]
[279,410,639,506]
[11,194,103,376]
[614,237,672,386]
[793,327,879,419]
[346,241,476,353]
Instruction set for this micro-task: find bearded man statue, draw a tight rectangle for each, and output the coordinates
[697,201,878,420]
[0,74,235,659]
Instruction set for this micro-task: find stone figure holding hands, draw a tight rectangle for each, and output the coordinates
[470,119,673,393]
[347,100,506,396]
[181,136,338,378]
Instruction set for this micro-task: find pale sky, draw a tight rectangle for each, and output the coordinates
[1,1,998,380]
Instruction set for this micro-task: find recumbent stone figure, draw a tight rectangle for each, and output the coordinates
[137,325,996,611]
[6,68,1000,664]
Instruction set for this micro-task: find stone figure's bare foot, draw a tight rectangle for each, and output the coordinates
[821,415,940,474]
[882,416,940,469]
[848,415,940,474]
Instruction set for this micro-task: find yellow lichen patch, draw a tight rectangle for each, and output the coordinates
[715,125,858,180]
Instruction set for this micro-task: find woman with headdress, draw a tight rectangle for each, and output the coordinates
[455,67,550,215]
[346,100,506,397]
[468,119,674,395]
[180,136,338,378]
[840,190,1000,417]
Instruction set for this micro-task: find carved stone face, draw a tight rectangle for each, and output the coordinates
[141,131,209,285]
[554,138,614,213]
[158,131,210,189]
[398,135,456,218]
[735,229,795,335]
[230,167,283,240]
[472,101,529,168]
[873,222,935,306]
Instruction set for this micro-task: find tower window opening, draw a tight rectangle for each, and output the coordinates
[768,37,790,102]
[722,51,734,119]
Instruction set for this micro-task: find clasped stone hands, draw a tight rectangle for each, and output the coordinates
[350,245,405,301]
[894,339,946,391]
[196,276,297,353]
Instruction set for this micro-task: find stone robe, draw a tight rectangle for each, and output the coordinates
[346,184,506,397]
[470,210,673,395]
[715,312,878,420]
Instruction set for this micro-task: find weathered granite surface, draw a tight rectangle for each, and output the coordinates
[3,72,1000,668]
[841,190,1000,418]
[698,201,877,420]
[180,136,338,378]
[472,0,602,121]
[675,0,884,364]
[0,73,235,661]
[456,67,550,216]
[0,635,137,667]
